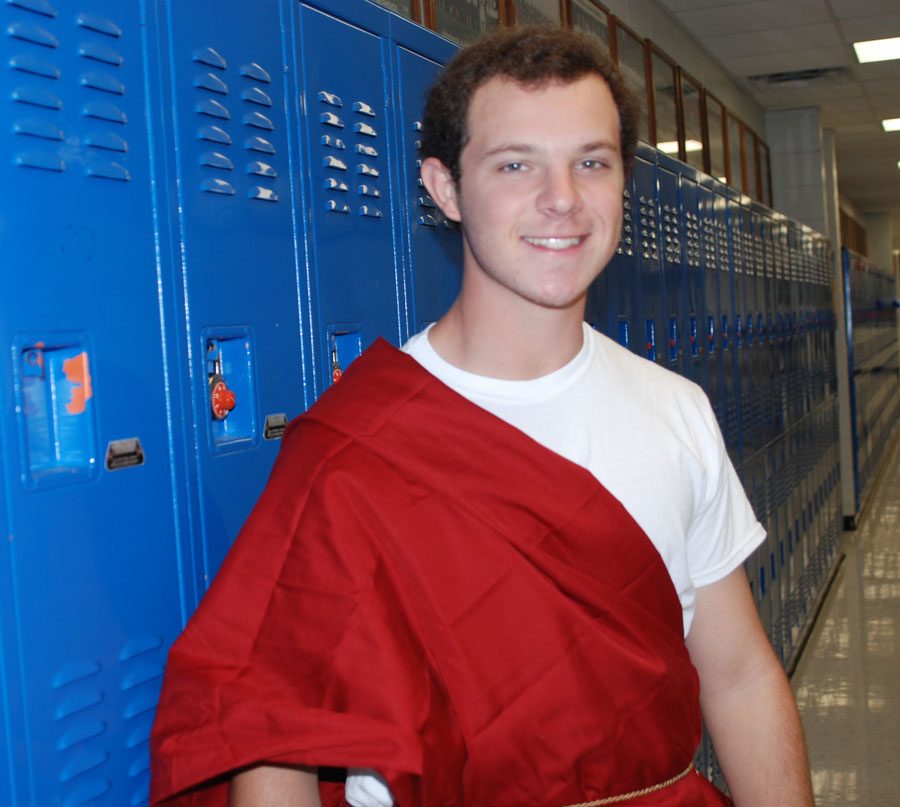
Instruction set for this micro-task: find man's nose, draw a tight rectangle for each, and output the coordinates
[537,166,583,217]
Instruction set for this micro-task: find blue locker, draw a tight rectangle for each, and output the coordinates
[756,206,779,446]
[0,1,183,803]
[633,147,663,365]
[767,438,792,646]
[744,454,768,628]
[160,0,308,597]
[583,251,612,338]
[295,2,404,391]
[656,155,686,375]
[597,174,640,351]
[773,213,792,435]
[716,183,739,459]
[391,20,462,333]
[783,220,797,430]
[727,192,751,463]
[747,205,767,453]
[729,198,756,458]
[698,181,726,433]
[678,169,706,386]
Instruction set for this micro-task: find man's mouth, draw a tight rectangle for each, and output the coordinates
[522,236,585,250]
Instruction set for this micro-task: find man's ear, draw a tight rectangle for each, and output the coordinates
[420,156,461,222]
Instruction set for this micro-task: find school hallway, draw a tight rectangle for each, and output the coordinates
[792,434,900,806]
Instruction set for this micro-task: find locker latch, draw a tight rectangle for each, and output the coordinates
[331,337,342,384]
[207,339,236,419]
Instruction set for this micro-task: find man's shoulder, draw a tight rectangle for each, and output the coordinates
[294,338,432,440]
[266,341,431,511]
[588,327,706,402]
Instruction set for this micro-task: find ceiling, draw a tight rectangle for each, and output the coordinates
[655,0,900,253]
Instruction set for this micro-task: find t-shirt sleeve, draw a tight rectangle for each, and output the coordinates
[683,392,766,589]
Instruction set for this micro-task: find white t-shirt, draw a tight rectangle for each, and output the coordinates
[346,322,765,807]
[403,322,765,634]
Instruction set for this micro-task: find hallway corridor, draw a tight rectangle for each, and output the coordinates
[792,433,900,805]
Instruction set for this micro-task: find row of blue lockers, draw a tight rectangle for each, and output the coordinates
[842,248,900,516]
[587,147,836,471]
[0,0,892,804]
[702,401,841,789]
[10,2,451,803]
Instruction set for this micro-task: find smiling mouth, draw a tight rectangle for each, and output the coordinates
[522,236,585,250]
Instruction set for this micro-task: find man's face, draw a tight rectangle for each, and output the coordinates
[431,74,625,316]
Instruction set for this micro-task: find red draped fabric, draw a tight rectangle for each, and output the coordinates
[151,340,731,806]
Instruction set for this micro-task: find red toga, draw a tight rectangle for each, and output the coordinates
[150,340,732,805]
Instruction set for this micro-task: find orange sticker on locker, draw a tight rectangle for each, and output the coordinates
[63,352,93,415]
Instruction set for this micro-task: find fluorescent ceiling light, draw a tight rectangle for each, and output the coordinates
[656,139,703,154]
[882,118,900,132]
[853,37,900,64]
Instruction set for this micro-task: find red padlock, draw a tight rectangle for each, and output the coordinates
[209,374,236,419]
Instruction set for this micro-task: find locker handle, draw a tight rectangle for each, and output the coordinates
[105,438,145,471]
[264,414,288,441]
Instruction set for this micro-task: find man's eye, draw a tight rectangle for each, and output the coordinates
[581,159,608,170]
[501,162,525,172]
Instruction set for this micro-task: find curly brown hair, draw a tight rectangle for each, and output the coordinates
[421,26,639,184]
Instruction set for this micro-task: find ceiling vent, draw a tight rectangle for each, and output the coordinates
[747,66,852,88]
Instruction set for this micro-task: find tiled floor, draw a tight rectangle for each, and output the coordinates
[791,434,900,805]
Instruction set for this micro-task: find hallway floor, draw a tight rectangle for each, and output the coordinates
[791,433,900,805]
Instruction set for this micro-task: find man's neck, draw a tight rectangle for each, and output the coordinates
[428,298,587,380]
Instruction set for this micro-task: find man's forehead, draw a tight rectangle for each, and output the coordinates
[465,74,620,141]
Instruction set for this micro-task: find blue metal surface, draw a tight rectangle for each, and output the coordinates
[0,1,183,803]
[633,148,665,366]
[295,2,404,394]
[390,18,462,334]
[842,246,899,513]
[160,0,308,601]
[655,155,684,375]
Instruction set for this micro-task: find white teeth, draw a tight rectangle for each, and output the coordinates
[523,236,582,250]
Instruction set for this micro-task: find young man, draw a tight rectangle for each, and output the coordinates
[151,28,814,806]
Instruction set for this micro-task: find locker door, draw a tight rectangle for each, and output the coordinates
[297,3,403,392]
[679,172,705,386]
[714,185,738,457]
[392,27,462,334]
[718,190,741,464]
[759,209,779,446]
[583,248,612,337]
[786,221,803,426]
[742,204,761,455]
[728,194,750,462]
[0,1,182,803]
[656,159,684,374]
[594,176,639,350]
[163,0,307,594]
[633,149,663,365]
[774,215,791,436]
[699,183,724,430]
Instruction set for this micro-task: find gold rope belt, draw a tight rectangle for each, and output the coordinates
[562,762,695,807]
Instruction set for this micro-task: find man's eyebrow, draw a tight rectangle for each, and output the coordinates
[480,140,619,159]
[481,143,538,158]
[578,140,619,153]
